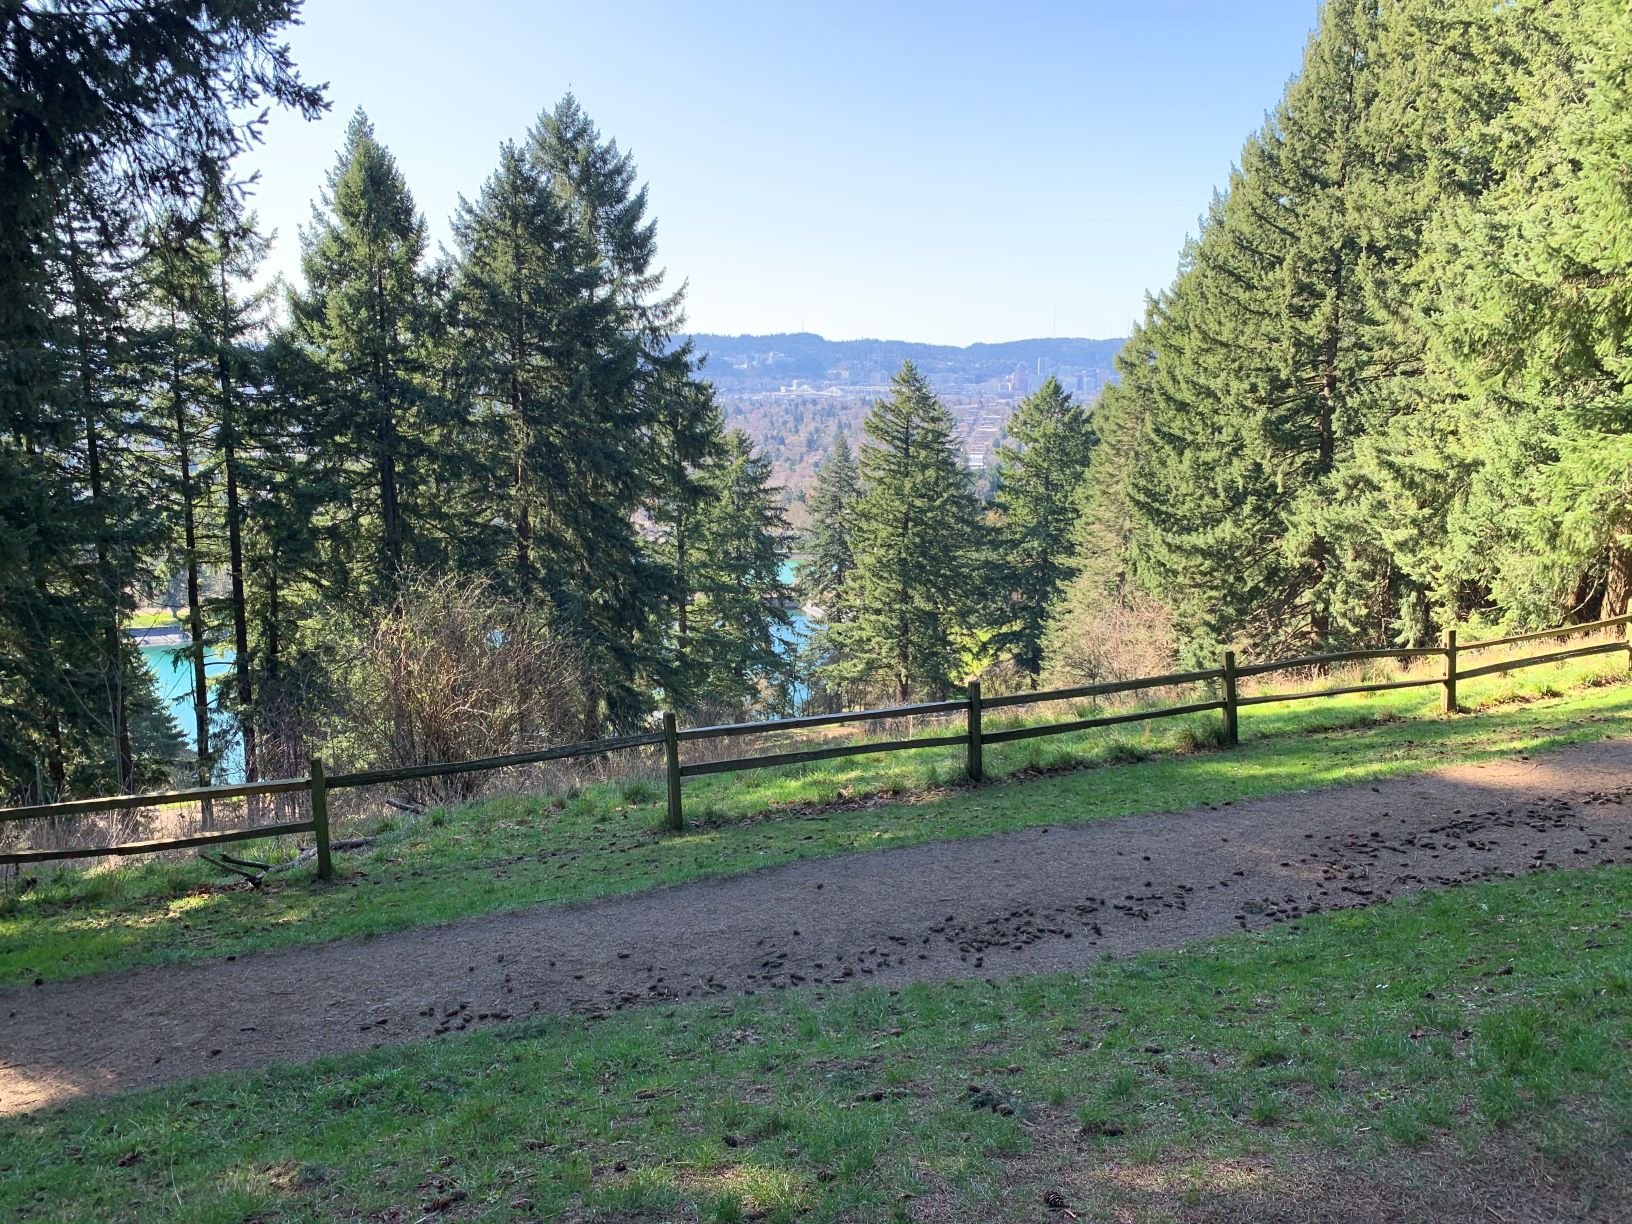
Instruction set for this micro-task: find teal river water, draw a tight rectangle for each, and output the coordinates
[137,566,814,783]
[137,642,241,780]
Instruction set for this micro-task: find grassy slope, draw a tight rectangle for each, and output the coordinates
[2,866,1629,1222]
[2,657,1629,987]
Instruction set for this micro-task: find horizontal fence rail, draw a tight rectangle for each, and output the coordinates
[1453,638,1625,681]
[0,776,312,823]
[1462,613,1631,652]
[325,731,665,790]
[3,612,1629,868]
[1234,646,1444,680]
[1235,675,1442,707]
[980,666,1225,710]
[1,821,318,866]
[677,700,967,743]
[982,699,1228,745]
[679,733,968,779]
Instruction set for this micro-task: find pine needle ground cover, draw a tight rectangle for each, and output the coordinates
[3,656,1629,987]
[3,865,1629,1222]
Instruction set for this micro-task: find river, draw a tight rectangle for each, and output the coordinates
[137,564,814,777]
[137,641,242,781]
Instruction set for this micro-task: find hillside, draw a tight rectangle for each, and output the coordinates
[687,332,1124,396]
[688,332,1125,515]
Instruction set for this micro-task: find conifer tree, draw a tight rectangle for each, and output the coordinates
[1424,0,1632,621]
[50,188,171,793]
[142,213,222,793]
[685,430,794,715]
[827,362,985,702]
[646,375,727,710]
[530,94,709,707]
[0,2,320,801]
[798,430,860,618]
[451,142,650,729]
[288,111,443,601]
[992,376,1094,683]
[1092,0,1427,662]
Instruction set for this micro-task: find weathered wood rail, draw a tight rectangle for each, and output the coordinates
[3,614,1627,871]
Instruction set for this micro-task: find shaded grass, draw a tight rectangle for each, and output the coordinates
[2,655,1629,988]
[3,866,1630,1221]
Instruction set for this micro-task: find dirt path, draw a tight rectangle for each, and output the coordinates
[5,740,1632,1116]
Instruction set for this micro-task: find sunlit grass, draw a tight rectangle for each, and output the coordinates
[3,867,1630,1221]
[1,652,1628,987]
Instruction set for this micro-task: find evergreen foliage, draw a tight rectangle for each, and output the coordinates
[826,362,985,702]
[798,430,860,618]
[16,0,1632,802]
[684,430,794,715]
[1063,0,1632,669]
[992,376,1094,682]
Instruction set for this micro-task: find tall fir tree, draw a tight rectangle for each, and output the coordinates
[646,375,728,711]
[288,111,446,602]
[684,430,794,716]
[530,93,711,705]
[798,430,860,618]
[1088,0,1430,664]
[0,2,319,801]
[992,376,1095,683]
[450,142,650,730]
[828,362,986,702]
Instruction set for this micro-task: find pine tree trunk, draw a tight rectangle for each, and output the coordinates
[511,341,532,587]
[267,568,280,681]
[1605,536,1631,620]
[171,325,212,820]
[216,251,258,790]
[68,223,134,792]
[46,711,66,800]
[374,273,404,590]
[221,432,256,785]
[1308,253,1342,649]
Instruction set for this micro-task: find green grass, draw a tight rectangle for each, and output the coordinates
[2,654,1629,988]
[4,865,1630,1221]
[126,609,184,631]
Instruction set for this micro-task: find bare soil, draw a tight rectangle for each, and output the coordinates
[5,740,1632,1116]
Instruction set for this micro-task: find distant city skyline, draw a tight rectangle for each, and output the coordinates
[242,1,1321,346]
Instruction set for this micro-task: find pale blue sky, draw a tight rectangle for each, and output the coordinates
[243,1,1320,345]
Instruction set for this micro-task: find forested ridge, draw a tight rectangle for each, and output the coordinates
[6,0,1632,808]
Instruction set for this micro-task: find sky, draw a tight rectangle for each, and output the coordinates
[242,1,1321,347]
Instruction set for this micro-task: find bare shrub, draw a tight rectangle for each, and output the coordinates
[337,575,592,804]
[1045,595,1178,687]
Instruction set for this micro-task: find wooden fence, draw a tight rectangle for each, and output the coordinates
[3,613,1627,876]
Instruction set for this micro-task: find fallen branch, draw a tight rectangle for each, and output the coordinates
[200,853,264,887]
[265,837,373,873]
[385,798,427,816]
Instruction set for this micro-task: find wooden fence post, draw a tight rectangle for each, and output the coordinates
[1443,628,1458,715]
[1222,651,1239,747]
[309,756,333,881]
[966,679,984,783]
[663,711,684,831]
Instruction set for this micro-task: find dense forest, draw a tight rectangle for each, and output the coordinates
[0,5,799,803]
[6,0,1632,807]
[1065,0,1632,670]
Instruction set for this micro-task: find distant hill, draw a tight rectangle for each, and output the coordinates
[681,332,1127,527]
[684,332,1125,395]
